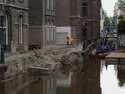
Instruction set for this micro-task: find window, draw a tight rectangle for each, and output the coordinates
[46,20,50,42]
[0,11,12,51]
[93,0,97,2]
[7,0,14,1]
[47,0,50,10]
[50,0,54,10]
[18,15,24,45]
[82,3,87,17]
[0,14,8,45]
[7,0,15,4]
[46,0,54,10]
[19,0,23,2]
[50,20,54,42]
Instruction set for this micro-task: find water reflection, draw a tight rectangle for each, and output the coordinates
[29,74,57,94]
[117,65,125,87]
[56,59,101,94]
[0,69,5,94]
[0,59,101,94]
[101,61,125,94]
[81,59,101,94]
[56,65,83,94]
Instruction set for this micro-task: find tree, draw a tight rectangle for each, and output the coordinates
[118,0,125,13]
[118,15,125,30]
[104,16,110,31]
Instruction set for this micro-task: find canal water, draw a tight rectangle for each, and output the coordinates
[0,59,125,94]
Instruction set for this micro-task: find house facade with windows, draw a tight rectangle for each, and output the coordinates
[56,0,83,45]
[0,0,29,53]
[114,2,121,32]
[82,0,101,49]
[55,0,71,45]
[113,2,125,47]
[29,0,56,48]
[56,0,101,47]
[70,0,83,45]
[100,7,106,37]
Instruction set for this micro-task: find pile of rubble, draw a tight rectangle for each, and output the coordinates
[5,45,83,77]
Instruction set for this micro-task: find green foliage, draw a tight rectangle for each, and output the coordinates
[118,20,125,29]
[117,0,125,30]
[118,15,124,20]
[104,16,110,27]
[118,15,125,29]
[118,0,125,12]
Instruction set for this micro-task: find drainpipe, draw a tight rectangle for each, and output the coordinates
[42,0,46,48]
[91,0,93,42]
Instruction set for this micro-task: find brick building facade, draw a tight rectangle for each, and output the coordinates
[0,0,29,53]
[70,0,83,45]
[56,0,83,45]
[29,0,56,48]
[56,0,101,46]
[82,0,101,49]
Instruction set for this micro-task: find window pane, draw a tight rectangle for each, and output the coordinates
[47,0,49,10]
[82,3,87,16]
[18,15,23,45]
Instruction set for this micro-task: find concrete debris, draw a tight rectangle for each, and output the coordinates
[5,45,83,77]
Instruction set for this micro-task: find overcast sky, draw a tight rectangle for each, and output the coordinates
[102,0,118,17]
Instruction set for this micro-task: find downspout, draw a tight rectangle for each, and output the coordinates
[42,0,46,48]
[91,0,92,41]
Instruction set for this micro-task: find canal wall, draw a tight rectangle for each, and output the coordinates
[82,40,99,60]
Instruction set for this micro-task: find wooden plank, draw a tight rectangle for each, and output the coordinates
[105,53,125,64]
[106,53,125,58]
[28,66,51,76]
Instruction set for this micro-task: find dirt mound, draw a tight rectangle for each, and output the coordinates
[60,52,83,65]
[5,45,83,77]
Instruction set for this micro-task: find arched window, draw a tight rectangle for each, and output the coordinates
[2,15,8,45]
[0,13,10,45]
[0,11,11,52]
[18,15,24,45]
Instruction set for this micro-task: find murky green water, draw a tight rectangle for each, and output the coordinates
[0,59,125,94]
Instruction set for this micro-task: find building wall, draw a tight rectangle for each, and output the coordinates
[114,2,121,32]
[29,0,56,48]
[100,7,105,36]
[82,0,101,48]
[55,0,71,45]
[29,26,43,46]
[56,0,83,45]
[55,0,70,26]
[0,0,29,53]
[70,0,83,45]
[29,0,43,25]
[29,0,101,48]
[12,8,29,51]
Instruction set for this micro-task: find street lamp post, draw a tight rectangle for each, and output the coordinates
[0,5,4,64]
